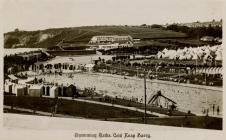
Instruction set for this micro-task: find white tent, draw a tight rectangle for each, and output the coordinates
[215,51,222,60]
[209,67,215,75]
[85,64,95,71]
[219,67,223,75]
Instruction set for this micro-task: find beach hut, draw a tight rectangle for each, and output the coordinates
[50,86,59,98]
[11,83,17,94]
[4,82,13,93]
[28,85,43,97]
[42,85,51,96]
[14,85,26,96]
[58,84,67,97]
[64,84,77,97]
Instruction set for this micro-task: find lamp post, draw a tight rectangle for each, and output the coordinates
[144,70,147,124]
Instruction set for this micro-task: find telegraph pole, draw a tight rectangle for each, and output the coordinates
[144,71,147,124]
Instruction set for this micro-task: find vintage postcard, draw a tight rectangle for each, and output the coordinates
[0,0,225,139]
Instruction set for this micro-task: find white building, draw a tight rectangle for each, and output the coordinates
[98,43,119,50]
[89,35,133,44]
[89,35,134,51]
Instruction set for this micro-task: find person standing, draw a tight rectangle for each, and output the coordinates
[217,105,220,115]
[213,104,215,115]
[206,108,209,116]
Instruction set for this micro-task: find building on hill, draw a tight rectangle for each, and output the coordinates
[89,35,133,44]
[88,35,134,51]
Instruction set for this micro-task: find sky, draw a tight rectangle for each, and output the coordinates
[1,0,224,32]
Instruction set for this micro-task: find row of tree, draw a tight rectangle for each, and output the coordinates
[143,23,222,39]
[166,24,222,38]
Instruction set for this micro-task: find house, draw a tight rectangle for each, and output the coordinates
[28,85,43,97]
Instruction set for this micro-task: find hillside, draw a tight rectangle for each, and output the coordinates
[4,26,187,49]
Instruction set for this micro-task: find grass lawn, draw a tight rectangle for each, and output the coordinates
[109,116,222,130]
[81,96,195,116]
[5,26,187,49]
[4,95,155,119]
[4,95,221,130]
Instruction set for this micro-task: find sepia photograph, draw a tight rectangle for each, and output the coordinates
[1,0,225,139]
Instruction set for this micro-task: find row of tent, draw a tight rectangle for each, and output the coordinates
[157,45,222,61]
[193,67,223,75]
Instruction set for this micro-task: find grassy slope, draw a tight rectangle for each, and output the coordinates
[4,26,187,48]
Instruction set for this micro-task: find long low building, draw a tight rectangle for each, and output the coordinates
[89,35,133,44]
[88,35,134,51]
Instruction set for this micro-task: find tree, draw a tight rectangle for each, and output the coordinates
[151,24,163,29]
[14,28,19,32]
[4,36,20,48]
[141,24,147,27]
